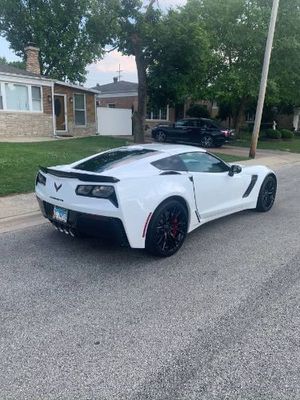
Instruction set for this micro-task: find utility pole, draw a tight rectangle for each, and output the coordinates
[249,0,280,158]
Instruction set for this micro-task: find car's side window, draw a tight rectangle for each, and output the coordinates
[152,155,187,171]
[175,120,193,127]
[179,152,230,173]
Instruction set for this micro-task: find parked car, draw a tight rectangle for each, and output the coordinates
[152,118,234,148]
[36,144,277,257]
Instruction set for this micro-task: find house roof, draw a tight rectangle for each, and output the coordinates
[0,64,98,94]
[91,80,138,95]
[0,64,42,78]
[55,81,99,94]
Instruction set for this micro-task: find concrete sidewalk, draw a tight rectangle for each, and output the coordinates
[1,149,300,234]
[0,193,46,234]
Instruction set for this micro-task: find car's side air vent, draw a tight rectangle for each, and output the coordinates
[243,175,258,198]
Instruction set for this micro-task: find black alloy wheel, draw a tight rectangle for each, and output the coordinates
[146,199,188,257]
[156,130,167,142]
[200,135,214,148]
[256,175,277,212]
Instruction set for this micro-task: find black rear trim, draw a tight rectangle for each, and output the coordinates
[37,198,128,246]
[39,166,119,183]
[243,175,258,198]
[160,171,182,175]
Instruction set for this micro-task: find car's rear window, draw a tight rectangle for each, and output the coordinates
[74,149,157,173]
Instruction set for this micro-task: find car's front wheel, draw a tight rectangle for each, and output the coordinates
[155,130,167,142]
[145,199,188,257]
[200,135,214,148]
[256,174,277,212]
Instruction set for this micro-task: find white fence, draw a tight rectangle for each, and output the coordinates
[97,107,132,136]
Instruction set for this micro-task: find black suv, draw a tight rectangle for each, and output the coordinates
[151,118,233,148]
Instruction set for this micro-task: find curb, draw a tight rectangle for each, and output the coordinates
[0,212,46,234]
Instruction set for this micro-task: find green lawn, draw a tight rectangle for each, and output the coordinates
[0,137,247,197]
[231,135,300,153]
[0,136,127,196]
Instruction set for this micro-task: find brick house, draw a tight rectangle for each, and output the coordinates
[91,78,176,131]
[0,45,97,137]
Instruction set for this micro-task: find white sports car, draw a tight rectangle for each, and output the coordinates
[35,144,277,257]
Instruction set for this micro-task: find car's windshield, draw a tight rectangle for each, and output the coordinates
[74,149,158,173]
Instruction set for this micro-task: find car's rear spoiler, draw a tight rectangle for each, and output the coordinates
[39,166,120,183]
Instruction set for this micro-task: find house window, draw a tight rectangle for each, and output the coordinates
[5,83,29,111]
[32,86,42,111]
[0,82,43,112]
[108,103,116,108]
[146,105,168,120]
[74,93,86,126]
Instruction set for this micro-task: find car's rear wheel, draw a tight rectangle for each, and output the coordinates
[200,135,214,148]
[256,174,277,212]
[155,130,167,142]
[145,199,188,257]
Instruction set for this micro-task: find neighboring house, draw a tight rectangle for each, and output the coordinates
[0,45,97,137]
[91,78,175,130]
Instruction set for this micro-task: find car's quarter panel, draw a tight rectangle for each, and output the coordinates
[116,174,199,248]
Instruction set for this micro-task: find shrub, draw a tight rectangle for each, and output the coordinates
[264,129,282,139]
[280,129,294,139]
[186,104,210,118]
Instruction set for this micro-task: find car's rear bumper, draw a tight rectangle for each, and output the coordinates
[37,197,129,245]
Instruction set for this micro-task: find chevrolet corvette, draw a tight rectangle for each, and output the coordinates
[35,144,277,257]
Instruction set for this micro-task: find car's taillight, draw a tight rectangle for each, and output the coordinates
[221,130,229,137]
[76,185,118,207]
[36,172,46,186]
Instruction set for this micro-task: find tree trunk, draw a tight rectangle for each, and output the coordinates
[234,98,246,134]
[133,50,147,144]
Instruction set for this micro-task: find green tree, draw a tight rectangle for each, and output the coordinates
[90,0,163,143]
[183,0,300,131]
[0,56,25,69]
[0,0,111,83]
[147,6,215,109]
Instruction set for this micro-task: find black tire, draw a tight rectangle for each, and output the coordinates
[145,199,188,257]
[256,174,277,212]
[200,135,214,148]
[155,130,167,142]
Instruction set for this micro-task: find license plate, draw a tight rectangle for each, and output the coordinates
[53,206,68,223]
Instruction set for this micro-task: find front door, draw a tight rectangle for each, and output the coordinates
[54,95,67,132]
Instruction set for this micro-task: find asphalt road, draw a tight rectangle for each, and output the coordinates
[1,165,300,400]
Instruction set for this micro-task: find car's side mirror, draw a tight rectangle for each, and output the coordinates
[228,164,242,176]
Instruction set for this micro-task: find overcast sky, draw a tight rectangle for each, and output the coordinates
[0,0,187,87]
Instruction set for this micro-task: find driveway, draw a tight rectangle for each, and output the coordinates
[0,164,299,399]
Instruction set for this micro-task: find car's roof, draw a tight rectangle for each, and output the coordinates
[127,143,206,155]
[179,117,213,121]
[61,144,207,179]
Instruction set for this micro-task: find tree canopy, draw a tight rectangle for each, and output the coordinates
[0,56,25,69]
[0,0,111,82]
